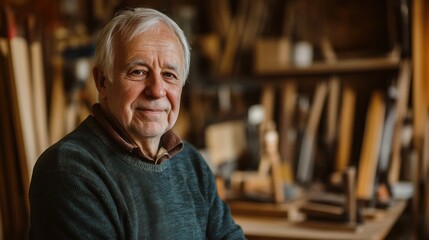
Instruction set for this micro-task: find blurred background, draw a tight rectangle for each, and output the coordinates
[1,0,428,239]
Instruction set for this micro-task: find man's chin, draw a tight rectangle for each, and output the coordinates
[132,123,166,138]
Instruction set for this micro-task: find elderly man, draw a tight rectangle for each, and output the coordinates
[29,7,244,239]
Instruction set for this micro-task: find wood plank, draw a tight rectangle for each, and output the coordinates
[412,0,427,145]
[423,113,429,239]
[344,167,357,224]
[261,122,285,203]
[255,54,400,76]
[356,91,385,201]
[218,0,249,76]
[279,82,297,183]
[425,3,429,109]
[335,86,356,172]
[49,55,67,144]
[326,76,340,147]
[261,85,275,124]
[388,61,411,184]
[5,6,36,188]
[0,11,29,239]
[296,82,328,184]
[241,0,269,50]
[27,15,49,156]
[378,100,396,176]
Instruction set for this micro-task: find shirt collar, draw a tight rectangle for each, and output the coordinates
[91,103,183,164]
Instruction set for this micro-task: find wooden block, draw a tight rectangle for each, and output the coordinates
[344,167,357,224]
[254,37,292,74]
[228,200,290,218]
[205,120,246,167]
[300,202,345,216]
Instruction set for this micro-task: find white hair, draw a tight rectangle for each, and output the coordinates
[94,7,191,85]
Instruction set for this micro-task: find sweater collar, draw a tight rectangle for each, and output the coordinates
[91,103,183,164]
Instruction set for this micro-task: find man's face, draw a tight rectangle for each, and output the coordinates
[98,23,184,144]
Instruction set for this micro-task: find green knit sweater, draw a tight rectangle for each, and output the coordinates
[29,116,244,239]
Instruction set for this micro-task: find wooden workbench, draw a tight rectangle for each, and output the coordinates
[232,200,407,240]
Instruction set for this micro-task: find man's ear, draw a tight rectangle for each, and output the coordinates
[93,66,106,91]
[93,66,108,101]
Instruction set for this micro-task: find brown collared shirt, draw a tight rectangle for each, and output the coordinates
[91,104,183,164]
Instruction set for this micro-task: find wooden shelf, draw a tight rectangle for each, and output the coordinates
[255,55,401,77]
[194,55,402,86]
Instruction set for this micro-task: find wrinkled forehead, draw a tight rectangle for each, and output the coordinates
[112,22,185,70]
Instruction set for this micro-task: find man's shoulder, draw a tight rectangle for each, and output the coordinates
[176,141,204,161]
[32,117,107,175]
[173,141,212,172]
[43,117,100,153]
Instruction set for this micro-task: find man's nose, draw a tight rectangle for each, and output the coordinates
[144,74,166,99]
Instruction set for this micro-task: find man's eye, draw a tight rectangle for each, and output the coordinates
[131,69,144,75]
[164,73,173,78]
[127,69,148,81]
[163,72,179,82]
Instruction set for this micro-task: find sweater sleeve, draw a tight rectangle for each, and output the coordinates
[203,162,245,240]
[29,171,124,240]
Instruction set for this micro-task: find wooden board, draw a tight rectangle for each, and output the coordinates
[228,201,291,218]
[261,85,275,124]
[388,61,411,184]
[49,55,67,144]
[335,86,356,172]
[5,6,36,188]
[412,0,428,145]
[28,15,49,156]
[279,82,297,183]
[326,76,340,147]
[0,10,30,239]
[296,82,328,184]
[255,54,400,76]
[205,120,246,167]
[356,91,386,201]
[423,112,429,239]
